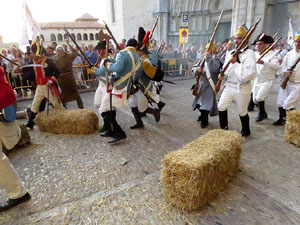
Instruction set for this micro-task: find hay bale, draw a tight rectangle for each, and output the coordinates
[16,122,31,147]
[2,121,31,154]
[161,129,242,211]
[285,110,300,146]
[35,108,99,134]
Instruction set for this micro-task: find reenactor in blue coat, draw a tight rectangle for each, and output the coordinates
[100,39,141,144]
[128,27,163,129]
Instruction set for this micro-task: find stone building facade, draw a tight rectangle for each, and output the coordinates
[104,0,300,49]
[39,13,105,47]
[105,0,159,44]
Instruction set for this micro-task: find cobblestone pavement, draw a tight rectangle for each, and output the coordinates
[1,78,300,225]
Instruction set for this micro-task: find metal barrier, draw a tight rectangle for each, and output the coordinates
[6,65,98,98]
[158,58,188,77]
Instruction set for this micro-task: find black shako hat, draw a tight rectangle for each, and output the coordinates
[137,27,150,54]
[251,33,274,45]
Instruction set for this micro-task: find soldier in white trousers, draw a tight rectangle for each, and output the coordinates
[250,33,281,122]
[218,26,257,137]
[273,32,300,125]
[0,66,31,212]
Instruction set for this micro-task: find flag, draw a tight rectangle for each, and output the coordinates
[19,0,42,51]
[287,18,294,47]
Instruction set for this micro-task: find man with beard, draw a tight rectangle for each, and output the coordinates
[53,40,83,109]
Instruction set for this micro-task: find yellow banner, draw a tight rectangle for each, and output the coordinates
[179,28,189,44]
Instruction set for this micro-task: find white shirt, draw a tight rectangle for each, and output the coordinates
[224,47,257,85]
[255,50,281,81]
[282,49,300,82]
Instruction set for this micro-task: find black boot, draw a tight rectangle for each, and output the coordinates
[0,193,31,212]
[273,107,286,126]
[26,109,36,129]
[248,93,255,112]
[256,101,268,122]
[108,113,126,144]
[100,111,115,137]
[197,107,202,121]
[157,101,166,111]
[197,114,202,122]
[219,110,228,130]
[140,111,147,117]
[200,110,209,128]
[99,112,109,133]
[145,107,160,122]
[130,107,144,129]
[240,114,251,137]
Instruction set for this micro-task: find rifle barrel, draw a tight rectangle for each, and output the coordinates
[63,27,93,67]
[103,21,121,50]
[0,54,19,66]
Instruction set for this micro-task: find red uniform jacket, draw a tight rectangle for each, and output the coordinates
[0,66,16,108]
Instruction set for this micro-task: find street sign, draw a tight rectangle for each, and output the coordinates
[182,14,189,23]
[179,28,189,44]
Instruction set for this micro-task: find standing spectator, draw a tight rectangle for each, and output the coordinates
[46,45,55,59]
[7,47,22,96]
[119,39,126,50]
[52,42,58,52]
[72,54,84,88]
[13,49,27,96]
[187,45,198,76]
[152,39,158,50]
[174,43,183,58]
[85,44,97,65]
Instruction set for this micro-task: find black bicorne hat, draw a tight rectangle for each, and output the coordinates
[251,33,274,45]
[94,40,107,50]
[126,38,138,47]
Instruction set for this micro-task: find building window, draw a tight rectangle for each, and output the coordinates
[111,0,116,23]
[58,34,63,41]
[64,34,68,40]
[77,33,82,40]
[50,34,56,41]
[89,33,94,40]
[40,34,45,41]
[71,33,76,40]
[83,33,88,40]
[95,33,99,40]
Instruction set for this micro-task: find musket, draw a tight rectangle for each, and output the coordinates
[192,10,223,96]
[273,28,280,40]
[103,21,121,50]
[281,56,300,89]
[63,27,93,67]
[257,37,282,61]
[162,79,176,85]
[141,14,160,50]
[215,18,261,93]
[99,29,114,131]
[46,83,50,116]
[0,54,19,66]
[149,14,159,41]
